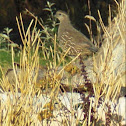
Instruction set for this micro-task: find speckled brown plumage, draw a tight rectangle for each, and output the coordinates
[55,10,98,57]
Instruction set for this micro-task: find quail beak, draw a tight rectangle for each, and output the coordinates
[54,14,56,18]
[54,12,57,18]
[54,14,60,23]
[54,14,58,20]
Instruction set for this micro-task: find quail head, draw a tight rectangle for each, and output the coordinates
[55,10,98,58]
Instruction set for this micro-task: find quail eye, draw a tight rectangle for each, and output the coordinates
[58,13,62,16]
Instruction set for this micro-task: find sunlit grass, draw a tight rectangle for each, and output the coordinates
[0,0,125,125]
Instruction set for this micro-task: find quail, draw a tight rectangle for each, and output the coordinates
[55,10,98,58]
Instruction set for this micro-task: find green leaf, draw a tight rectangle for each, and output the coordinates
[43,8,51,12]
[0,34,9,39]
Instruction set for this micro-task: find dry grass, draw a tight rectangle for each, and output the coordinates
[0,0,125,126]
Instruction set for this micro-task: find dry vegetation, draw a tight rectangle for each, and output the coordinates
[0,0,125,126]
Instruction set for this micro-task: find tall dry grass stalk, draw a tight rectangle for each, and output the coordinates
[84,1,125,125]
[0,13,82,126]
[0,14,41,125]
[85,0,125,99]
